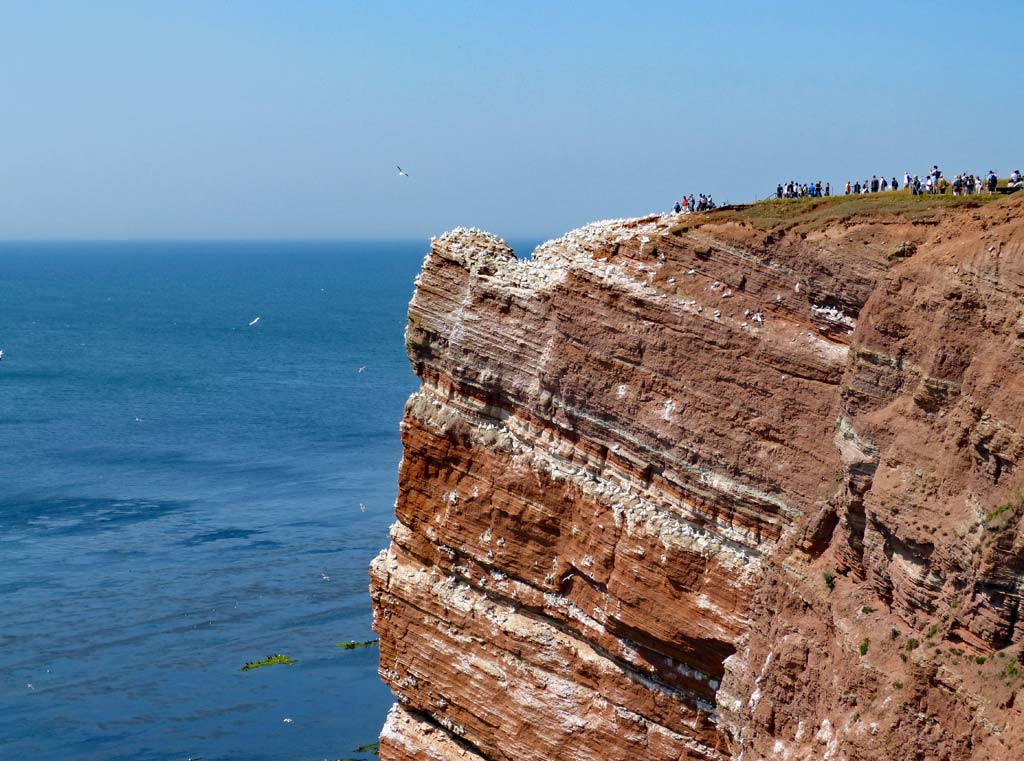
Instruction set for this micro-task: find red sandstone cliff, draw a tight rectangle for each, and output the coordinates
[370,192,1024,760]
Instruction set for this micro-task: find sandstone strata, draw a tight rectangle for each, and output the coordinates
[371,194,1024,760]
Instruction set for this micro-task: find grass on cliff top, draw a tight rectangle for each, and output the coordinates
[672,189,1016,235]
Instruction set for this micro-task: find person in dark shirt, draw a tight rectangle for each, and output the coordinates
[854,181,861,194]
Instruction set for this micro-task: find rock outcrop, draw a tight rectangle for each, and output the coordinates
[371,193,1024,760]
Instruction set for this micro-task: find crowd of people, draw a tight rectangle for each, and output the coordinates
[777,181,831,198]
[671,165,1022,213]
[673,194,716,213]
[840,166,1018,197]
[844,176,899,194]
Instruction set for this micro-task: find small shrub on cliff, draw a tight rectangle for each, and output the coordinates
[887,241,917,261]
[905,638,920,652]
[892,680,904,689]
[823,571,835,591]
[984,495,1024,528]
[859,639,870,656]
[1003,661,1019,679]
[975,655,987,665]
[890,628,900,640]
[926,624,938,638]
[861,606,875,615]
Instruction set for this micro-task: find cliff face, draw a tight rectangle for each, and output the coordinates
[371,193,1024,761]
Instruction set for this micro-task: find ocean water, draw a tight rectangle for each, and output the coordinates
[0,241,438,761]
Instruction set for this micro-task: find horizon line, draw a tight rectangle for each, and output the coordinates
[0,235,554,244]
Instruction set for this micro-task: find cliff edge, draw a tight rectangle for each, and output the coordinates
[371,192,1024,760]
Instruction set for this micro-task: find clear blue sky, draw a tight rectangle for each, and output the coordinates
[1,2,1019,240]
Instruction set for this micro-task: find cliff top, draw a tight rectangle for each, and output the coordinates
[676,187,1020,235]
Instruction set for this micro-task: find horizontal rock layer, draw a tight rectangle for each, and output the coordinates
[371,194,1024,760]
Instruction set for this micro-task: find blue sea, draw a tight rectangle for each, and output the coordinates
[0,241,448,761]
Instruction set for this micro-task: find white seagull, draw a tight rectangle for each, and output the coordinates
[248,316,261,327]
[397,165,409,177]
[357,366,366,373]
[0,349,4,360]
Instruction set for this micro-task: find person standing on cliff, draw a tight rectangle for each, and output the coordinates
[845,180,851,195]
[825,182,831,196]
[892,176,899,191]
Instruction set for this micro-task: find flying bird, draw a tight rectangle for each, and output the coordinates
[397,165,409,177]
[358,366,366,373]
[248,316,261,327]
[0,349,4,360]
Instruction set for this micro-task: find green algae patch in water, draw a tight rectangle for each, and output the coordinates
[240,653,298,671]
[353,742,380,755]
[335,639,379,650]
